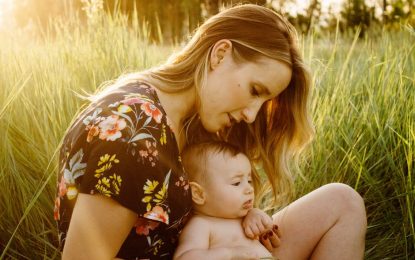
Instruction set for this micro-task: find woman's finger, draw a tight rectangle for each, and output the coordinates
[273,224,282,238]
[268,231,281,248]
[259,231,273,252]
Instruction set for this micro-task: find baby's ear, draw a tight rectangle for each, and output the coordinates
[189,182,206,205]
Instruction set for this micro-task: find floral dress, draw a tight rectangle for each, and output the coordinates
[53,82,192,259]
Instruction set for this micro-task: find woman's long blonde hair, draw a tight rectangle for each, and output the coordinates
[96,4,314,209]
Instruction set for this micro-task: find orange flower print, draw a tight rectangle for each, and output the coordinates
[141,102,162,124]
[54,197,60,220]
[134,218,160,236]
[86,125,99,143]
[144,206,169,224]
[98,115,127,141]
[58,176,67,197]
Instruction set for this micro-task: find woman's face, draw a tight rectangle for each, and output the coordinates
[199,41,292,132]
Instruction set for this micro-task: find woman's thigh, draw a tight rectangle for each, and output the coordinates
[271,183,366,259]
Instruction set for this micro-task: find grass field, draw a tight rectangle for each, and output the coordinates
[0,12,414,259]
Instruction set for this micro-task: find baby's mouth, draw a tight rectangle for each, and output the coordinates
[242,199,253,209]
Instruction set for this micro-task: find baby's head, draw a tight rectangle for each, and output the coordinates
[181,141,254,219]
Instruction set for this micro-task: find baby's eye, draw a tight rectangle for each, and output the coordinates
[232,182,241,186]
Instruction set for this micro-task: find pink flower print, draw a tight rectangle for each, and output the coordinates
[144,206,169,224]
[58,176,67,197]
[137,141,159,167]
[98,115,127,141]
[175,176,189,191]
[134,218,160,236]
[86,125,99,143]
[139,150,149,158]
[122,97,144,106]
[141,102,162,124]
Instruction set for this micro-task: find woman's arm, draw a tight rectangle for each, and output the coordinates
[62,194,137,260]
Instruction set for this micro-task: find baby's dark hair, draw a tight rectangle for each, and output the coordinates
[181,141,244,183]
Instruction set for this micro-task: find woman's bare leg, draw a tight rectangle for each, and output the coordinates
[271,183,367,260]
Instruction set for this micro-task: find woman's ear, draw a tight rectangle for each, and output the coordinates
[189,181,206,205]
[210,39,232,70]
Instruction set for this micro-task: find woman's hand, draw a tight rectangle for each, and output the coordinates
[242,208,281,252]
[259,225,281,252]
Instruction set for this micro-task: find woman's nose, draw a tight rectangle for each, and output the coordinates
[242,101,262,124]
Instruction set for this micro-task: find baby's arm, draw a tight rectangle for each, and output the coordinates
[174,217,258,260]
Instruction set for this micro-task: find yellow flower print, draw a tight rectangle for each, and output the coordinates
[94,154,122,197]
[143,180,159,194]
[118,104,132,113]
[95,154,120,177]
[160,124,167,145]
[153,185,167,203]
[141,171,171,214]
[95,174,122,197]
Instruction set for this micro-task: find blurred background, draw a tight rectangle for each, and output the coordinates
[0,1,413,259]
[0,0,414,42]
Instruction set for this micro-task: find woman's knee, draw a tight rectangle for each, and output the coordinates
[322,183,367,226]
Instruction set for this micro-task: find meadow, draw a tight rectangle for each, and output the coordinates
[0,12,414,259]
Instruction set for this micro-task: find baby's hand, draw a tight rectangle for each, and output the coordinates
[242,208,273,239]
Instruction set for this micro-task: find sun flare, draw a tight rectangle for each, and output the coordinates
[0,0,13,28]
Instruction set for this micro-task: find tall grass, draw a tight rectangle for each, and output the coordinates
[0,10,413,259]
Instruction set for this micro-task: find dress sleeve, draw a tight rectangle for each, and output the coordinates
[74,92,175,225]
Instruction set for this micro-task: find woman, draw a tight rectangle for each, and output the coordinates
[54,4,367,259]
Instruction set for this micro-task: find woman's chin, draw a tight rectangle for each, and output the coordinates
[200,120,223,133]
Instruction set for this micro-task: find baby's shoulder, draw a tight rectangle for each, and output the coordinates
[186,214,213,227]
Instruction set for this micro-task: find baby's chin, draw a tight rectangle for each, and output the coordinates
[218,210,250,219]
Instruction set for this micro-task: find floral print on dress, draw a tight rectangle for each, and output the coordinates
[54,83,192,259]
[63,149,87,200]
[94,154,122,197]
[142,171,171,224]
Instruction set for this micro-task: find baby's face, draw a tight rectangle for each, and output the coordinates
[201,153,255,218]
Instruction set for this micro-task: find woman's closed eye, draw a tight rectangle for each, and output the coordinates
[250,85,260,97]
[232,182,241,186]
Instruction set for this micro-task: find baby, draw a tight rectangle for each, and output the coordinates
[174,141,280,260]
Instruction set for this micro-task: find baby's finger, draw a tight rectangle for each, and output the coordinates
[261,215,273,230]
[250,223,261,237]
[255,220,266,235]
[244,225,255,239]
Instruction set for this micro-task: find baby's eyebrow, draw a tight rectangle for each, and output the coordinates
[232,172,250,179]
[232,173,244,179]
